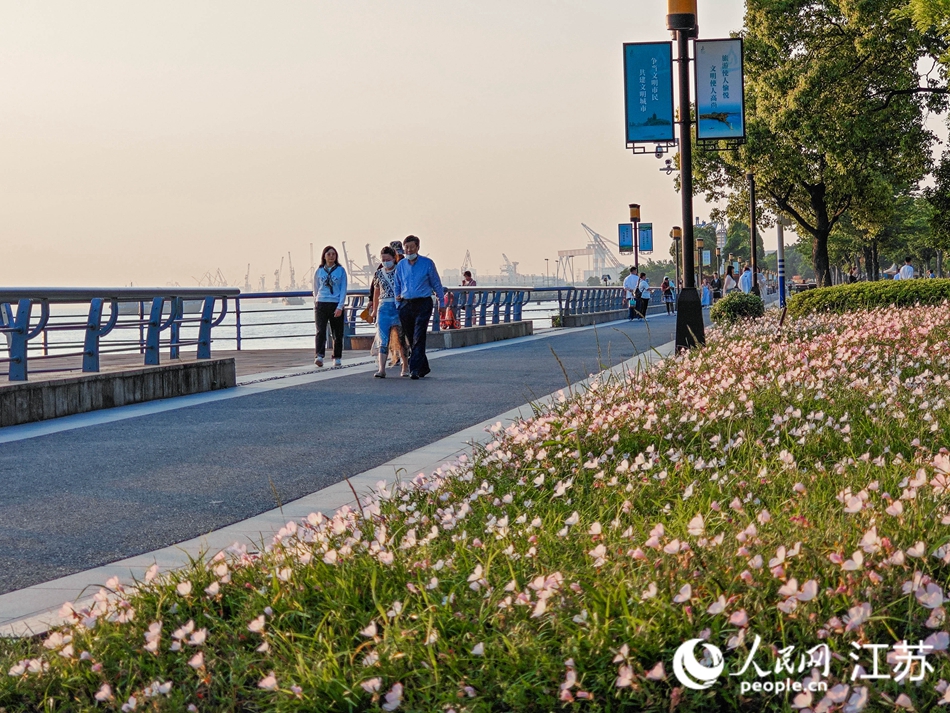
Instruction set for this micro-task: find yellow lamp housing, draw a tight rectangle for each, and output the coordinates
[629,204,641,222]
[667,0,697,31]
[671,226,683,240]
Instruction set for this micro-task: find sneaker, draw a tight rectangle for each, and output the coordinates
[333,358,342,367]
[315,356,323,367]
[374,371,386,378]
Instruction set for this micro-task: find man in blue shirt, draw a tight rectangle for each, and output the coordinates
[394,235,445,379]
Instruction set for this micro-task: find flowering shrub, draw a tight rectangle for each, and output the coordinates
[787,278,950,317]
[3,304,950,711]
[709,292,765,325]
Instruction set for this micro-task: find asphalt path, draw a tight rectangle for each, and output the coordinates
[0,315,682,593]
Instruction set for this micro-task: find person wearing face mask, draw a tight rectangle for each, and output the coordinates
[368,245,404,378]
[393,235,445,380]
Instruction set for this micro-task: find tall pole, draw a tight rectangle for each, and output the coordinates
[670,0,705,349]
[776,218,787,308]
[748,171,760,296]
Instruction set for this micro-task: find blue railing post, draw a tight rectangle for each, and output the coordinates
[145,297,164,366]
[461,291,473,328]
[9,299,32,381]
[502,292,513,323]
[197,296,215,359]
[513,291,525,321]
[235,297,242,351]
[490,292,501,324]
[83,298,104,373]
[478,292,488,326]
[169,297,183,359]
[138,301,145,354]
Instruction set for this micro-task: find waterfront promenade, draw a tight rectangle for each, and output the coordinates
[0,313,689,631]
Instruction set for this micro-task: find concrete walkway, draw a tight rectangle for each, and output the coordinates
[0,314,686,635]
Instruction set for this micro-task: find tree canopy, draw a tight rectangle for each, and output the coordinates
[693,0,943,285]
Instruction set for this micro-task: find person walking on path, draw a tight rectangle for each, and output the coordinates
[395,235,445,380]
[660,277,675,314]
[622,267,642,320]
[313,245,348,367]
[701,278,712,307]
[637,272,651,319]
[723,265,739,294]
[898,256,915,281]
[710,273,722,301]
[369,246,406,378]
[739,265,753,294]
[462,270,477,287]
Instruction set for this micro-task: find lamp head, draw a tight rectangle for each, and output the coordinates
[667,0,697,31]
[696,236,704,249]
[671,226,682,241]
[629,204,641,222]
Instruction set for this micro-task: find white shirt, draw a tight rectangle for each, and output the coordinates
[638,278,650,295]
[739,270,753,294]
[898,264,914,280]
[622,273,641,299]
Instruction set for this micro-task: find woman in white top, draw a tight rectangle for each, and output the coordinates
[723,265,739,294]
[313,245,348,367]
[368,245,405,378]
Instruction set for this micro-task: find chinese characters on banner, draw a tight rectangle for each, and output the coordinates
[694,38,746,140]
[623,43,675,144]
[618,224,633,254]
[639,223,654,253]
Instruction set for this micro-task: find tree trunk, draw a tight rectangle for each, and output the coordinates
[862,244,873,280]
[812,231,832,287]
[871,241,879,281]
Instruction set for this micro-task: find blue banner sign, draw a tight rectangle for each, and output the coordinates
[703,250,712,264]
[619,223,633,254]
[623,42,675,144]
[695,38,745,140]
[639,223,654,253]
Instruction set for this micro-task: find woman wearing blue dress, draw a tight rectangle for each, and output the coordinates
[369,245,404,378]
[701,278,712,308]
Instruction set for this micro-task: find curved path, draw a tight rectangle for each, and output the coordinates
[0,315,682,595]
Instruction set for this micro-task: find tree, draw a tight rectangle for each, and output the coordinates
[693,0,941,286]
[925,148,950,274]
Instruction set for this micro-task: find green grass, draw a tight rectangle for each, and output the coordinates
[3,304,950,711]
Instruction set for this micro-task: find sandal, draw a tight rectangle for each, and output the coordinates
[374,372,386,378]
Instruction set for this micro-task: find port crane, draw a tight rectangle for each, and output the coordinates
[273,256,284,292]
[244,264,251,292]
[287,252,297,290]
[500,253,519,280]
[461,250,475,278]
[556,224,625,285]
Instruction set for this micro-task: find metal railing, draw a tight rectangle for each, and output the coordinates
[0,288,238,381]
[0,286,652,380]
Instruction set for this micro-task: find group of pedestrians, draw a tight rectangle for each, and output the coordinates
[622,268,652,320]
[312,235,444,381]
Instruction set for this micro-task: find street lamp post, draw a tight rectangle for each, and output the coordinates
[671,226,682,294]
[748,171,760,296]
[716,223,727,274]
[545,258,550,287]
[696,235,704,286]
[776,218,789,308]
[629,203,641,272]
[668,0,704,349]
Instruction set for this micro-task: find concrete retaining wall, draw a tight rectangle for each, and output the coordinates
[559,304,665,328]
[349,321,533,351]
[0,359,236,427]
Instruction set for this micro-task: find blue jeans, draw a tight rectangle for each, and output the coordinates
[398,297,433,375]
[376,302,400,353]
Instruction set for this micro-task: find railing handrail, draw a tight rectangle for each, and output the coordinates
[0,287,240,304]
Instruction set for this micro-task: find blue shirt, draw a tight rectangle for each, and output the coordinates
[739,270,753,294]
[394,255,444,303]
[313,264,348,309]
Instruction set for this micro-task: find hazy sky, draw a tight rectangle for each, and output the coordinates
[4,1,753,288]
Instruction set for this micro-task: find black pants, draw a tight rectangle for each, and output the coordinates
[638,296,649,318]
[398,298,433,376]
[314,302,344,359]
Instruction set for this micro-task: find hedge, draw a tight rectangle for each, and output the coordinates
[709,291,764,325]
[786,278,950,317]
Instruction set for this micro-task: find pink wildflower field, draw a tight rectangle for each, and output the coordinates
[3,304,950,711]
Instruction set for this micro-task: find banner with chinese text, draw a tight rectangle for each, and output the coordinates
[694,39,745,140]
[639,223,654,253]
[623,43,675,144]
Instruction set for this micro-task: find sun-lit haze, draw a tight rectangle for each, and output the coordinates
[4,1,750,288]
